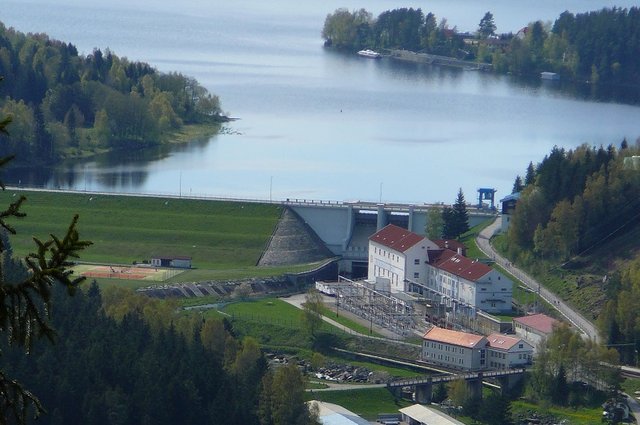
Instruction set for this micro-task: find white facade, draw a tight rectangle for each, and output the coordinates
[423,262,512,315]
[368,224,513,323]
[486,334,534,369]
[474,269,513,312]
[367,230,437,293]
[422,327,533,371]
[513,314,559,352]
[422,327,487,371]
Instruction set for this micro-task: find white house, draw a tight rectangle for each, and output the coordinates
[513,313,559,351]
[368,224,439,293]
[486,333,534,369]
[422,327,488,371]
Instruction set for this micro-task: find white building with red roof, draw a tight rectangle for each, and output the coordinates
[513,313,560,349]
[486,333,534,368]
[422,327,488,370]
[424,248,513,314]
[368,224,439,293]
[422,327,533,371]
[368,224,513,316]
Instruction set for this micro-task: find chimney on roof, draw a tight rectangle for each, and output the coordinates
[445,241,449,249]
[457,247,462,256]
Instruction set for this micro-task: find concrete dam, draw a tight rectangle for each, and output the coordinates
[262,200,496,278]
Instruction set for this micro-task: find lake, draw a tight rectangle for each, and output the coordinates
[3,0,640,204]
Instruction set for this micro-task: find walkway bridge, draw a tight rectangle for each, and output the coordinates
[387,368,526,403]
[286,200,496,277]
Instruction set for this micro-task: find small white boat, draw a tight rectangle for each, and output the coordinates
[357,49,381,59]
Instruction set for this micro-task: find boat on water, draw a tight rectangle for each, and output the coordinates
[357,49,381,59]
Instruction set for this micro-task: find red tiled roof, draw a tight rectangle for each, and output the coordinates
[513,313,559,334]
[486,333,524,351]
[429,249,491,282]
[423,327,485,348]
[369,224,425,253]
[434,239,466,254]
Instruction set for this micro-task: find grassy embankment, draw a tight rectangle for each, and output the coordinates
[489,223,633,321]
[2,189,319,288]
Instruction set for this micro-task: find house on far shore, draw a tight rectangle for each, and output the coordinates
[150,255,192,269]
[513,313,559,351]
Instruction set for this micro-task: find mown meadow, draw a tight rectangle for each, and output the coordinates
[3,189,282,270]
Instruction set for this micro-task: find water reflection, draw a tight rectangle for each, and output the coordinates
[4,135,214,191]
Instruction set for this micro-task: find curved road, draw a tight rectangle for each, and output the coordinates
[476,217,600,342]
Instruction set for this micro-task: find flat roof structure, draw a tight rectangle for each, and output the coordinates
[307,401,370,425]
[399,404,465,425]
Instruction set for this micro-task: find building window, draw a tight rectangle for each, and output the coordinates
[414,259,420,265]
[414,272,419,279]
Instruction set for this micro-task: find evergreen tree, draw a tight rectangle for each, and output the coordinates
[0,102,92,424]
[441,206,455,240]
[442,190,469,240]
[512,175,524,193]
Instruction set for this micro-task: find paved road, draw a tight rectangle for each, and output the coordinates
[476,217,600,343]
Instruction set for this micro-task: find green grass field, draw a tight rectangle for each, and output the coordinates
[304,387,411,420]
[3,189,282,270]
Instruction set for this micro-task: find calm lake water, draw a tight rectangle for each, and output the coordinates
[3,0,640,204]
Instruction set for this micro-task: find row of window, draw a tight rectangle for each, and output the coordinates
[425,352,465,365]
[425,342,466,354]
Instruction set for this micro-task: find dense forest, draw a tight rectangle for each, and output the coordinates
[2,279,317,425]
[503,140,640,363]
[0,22,224,164]
[322,7,640,86]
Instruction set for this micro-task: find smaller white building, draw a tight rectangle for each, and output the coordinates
[513,313,559,351]
[486,333,533,369]
[150,255,192,269]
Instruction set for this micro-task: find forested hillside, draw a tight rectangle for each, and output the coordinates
[322,7,640,86]
[3,282,316,425]
[502,140,640,363]
[0,22,224,164]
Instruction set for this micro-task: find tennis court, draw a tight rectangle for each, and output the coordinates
[74,264,183,281]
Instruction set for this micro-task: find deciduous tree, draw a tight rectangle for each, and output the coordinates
[478,11,496,38]
[302,289,324,338]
